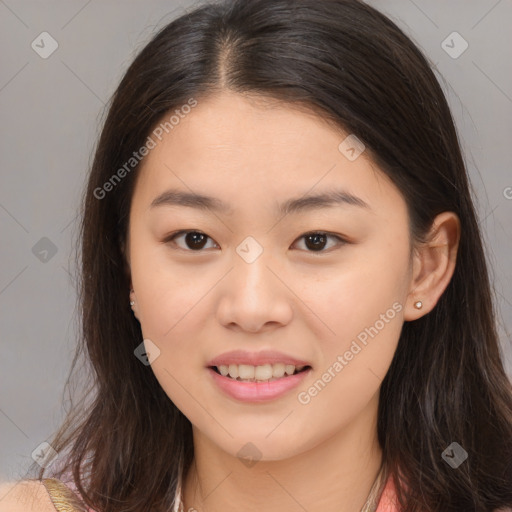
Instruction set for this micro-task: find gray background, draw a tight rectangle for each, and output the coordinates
[0,0,511,481]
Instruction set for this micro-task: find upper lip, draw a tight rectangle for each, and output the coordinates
[207,350,312,368]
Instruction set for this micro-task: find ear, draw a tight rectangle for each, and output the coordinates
[121,234,139,321]
[128,285,140,321]
[404,212,460,321]
[119,237,131,285]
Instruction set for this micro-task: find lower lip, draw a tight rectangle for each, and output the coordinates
[207,367,311,402]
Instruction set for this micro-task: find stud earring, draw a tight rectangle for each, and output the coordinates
[414,301,423,309]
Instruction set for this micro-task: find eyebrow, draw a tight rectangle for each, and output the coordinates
[149,188,370,215]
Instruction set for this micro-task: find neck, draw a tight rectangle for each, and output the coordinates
[182,393,383,512]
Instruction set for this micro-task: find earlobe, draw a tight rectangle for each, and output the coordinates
[129,288,139,320]
[122,238,138,319]
[404,212,460,321]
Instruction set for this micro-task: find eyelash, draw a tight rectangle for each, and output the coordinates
[163,230,348,254]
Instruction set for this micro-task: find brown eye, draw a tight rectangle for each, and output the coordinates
[293,232,346,253]
[165,230,218,251]
[164,230,346,253]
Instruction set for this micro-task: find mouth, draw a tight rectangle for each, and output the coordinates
[208,363,312,383]
[207,363,313,402]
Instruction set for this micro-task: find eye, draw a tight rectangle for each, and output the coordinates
[292,231,347,253]
[164,230,347,253]
[164,230,219,251]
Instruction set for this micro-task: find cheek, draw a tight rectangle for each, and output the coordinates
[297,238,409,334]
[131,272,211,413]
[129,233,209,339]
[292,260,406,434]
[293,234,409,384]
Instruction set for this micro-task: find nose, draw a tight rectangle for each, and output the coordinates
[215,251,293,333]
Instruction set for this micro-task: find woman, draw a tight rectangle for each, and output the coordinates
[1,0,511,510]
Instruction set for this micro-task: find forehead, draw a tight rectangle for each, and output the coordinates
[132,91,404,216]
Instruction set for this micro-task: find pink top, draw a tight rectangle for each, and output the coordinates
[376,474,399,511]
[56,470,399,512]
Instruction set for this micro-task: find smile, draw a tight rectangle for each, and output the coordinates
[207,365,312,402]
[211,363,310,382]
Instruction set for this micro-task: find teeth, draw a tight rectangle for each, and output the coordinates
[285,364,295,375]
[273,363,285,378]
[216,363,308,381]
[239,364,255,379]
[254,364,273,380]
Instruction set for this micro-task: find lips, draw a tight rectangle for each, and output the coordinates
[211,362,310,381]
[207,365,312,402]
[205,350,313,402]
[206,349,312,368]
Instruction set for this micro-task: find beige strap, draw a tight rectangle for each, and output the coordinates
[40,478,89,512]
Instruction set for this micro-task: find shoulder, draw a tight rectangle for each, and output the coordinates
[0,480,57,512]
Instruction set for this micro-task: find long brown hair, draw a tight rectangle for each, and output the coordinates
[27,0,512,510]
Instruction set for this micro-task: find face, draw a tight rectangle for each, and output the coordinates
[125,91,414,461]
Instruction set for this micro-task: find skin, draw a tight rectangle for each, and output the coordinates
[125,91,460,512]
